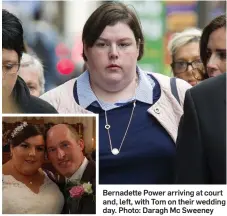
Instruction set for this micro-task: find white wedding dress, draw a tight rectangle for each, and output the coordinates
[3,173,64,214]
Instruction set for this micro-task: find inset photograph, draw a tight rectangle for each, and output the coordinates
[2,116,96,214]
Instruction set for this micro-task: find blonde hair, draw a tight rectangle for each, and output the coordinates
[168,28,202,60]
[18,53,45,94]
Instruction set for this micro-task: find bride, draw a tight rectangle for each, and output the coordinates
[3,122,64,214]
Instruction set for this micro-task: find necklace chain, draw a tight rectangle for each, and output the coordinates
[94,77,138,155]
[11,163,37,185]
[104,100,136,155]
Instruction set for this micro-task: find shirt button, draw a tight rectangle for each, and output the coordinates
[154,108,160,114]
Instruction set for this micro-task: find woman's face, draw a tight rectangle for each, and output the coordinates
[11,135,45,175]
[172,42,204,86]
[84,22,139,91]
[18,68,41,97]
[206,27,226,77]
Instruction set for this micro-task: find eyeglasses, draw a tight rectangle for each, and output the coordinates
[171,60,203,74]
[2,63,20,75]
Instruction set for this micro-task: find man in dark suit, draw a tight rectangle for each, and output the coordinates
[46,124,96,214]
[176,73,226,184]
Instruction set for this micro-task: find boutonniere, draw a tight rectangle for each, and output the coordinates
[65,180,95,213]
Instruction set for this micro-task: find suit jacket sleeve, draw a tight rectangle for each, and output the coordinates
[176,89,210,184]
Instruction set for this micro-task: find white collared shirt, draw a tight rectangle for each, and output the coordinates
[66,157,89,182]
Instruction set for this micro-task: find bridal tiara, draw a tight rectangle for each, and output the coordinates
[11,122,28,138]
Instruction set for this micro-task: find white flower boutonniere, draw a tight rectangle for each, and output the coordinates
[82,182,93,194]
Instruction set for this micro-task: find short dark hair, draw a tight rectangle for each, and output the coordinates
[82,1,144,61]
[9,123,43,148]
[2,9,25,62]
[200,14,226,75]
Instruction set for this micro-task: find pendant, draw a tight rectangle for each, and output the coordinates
[105,124,111,130]
[29,181,32,184]
[112,148,119,155]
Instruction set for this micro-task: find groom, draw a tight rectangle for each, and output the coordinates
[46,124,96,214]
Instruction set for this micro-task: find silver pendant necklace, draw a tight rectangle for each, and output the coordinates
[104,100,136,155]
[94,77,138,155]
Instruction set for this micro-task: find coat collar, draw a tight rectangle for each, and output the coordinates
[81,160,96,184]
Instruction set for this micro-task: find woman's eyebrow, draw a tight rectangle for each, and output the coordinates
[2,60,18,64]
[22,141,45,147]
[118,38,132,41]
[97,37,132,41]
[216,49,226,52]
[97,37,108,41]
[207,48,226,52]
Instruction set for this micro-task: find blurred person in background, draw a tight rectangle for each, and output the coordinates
[2,9,57,113]
[200,14,226,77]
[3,1,61,91]
[176,73,226,184]
[168,28,206,86]
[18,53,45,97]
[41,2,191,184]
[25,7,60,91]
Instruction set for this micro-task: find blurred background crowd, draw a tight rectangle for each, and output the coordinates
[3,0,226,94]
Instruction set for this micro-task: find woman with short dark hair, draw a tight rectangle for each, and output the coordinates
[41,2,191,184]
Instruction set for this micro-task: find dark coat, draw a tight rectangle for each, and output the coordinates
[46,160,96,214]
[67,160,96,214]
[11,76,58,113]
[176,73,226,184]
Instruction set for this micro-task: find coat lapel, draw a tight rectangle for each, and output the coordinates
[81,160,96,183]
[67,160,96,214]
